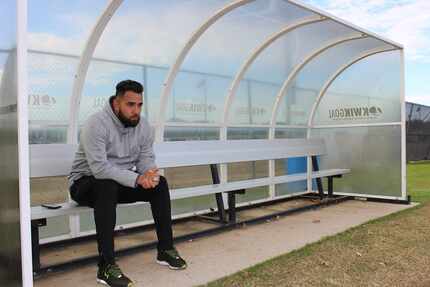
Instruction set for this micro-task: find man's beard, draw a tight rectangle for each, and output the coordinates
[117,110,140,127]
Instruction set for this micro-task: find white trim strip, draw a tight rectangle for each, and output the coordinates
[164,122,221,128]
[312,122,402,129]
[227,124,271,129]
[273,125,308,129]
[332,192,405,201]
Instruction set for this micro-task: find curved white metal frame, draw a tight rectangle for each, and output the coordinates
[306,47,398,135]
[156,0,256,141]
[221,15,326,127]
[67,0,123,144]
[268,33,367,138]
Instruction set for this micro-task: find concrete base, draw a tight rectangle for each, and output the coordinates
[34,200,415,287]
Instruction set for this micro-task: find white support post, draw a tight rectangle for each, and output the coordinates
[219,126,228,206]
[17,0,33,285]
[269,159,276,198]
[400,49,407,200]
[306,156,312,193]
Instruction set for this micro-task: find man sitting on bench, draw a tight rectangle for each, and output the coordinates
[68,80,187,287]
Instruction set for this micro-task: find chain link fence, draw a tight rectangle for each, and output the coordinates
[406,102,430,161]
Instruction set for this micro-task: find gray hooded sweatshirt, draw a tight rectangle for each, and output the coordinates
[68,97,156,188]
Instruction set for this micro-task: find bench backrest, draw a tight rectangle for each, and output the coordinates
[29,138,327,178]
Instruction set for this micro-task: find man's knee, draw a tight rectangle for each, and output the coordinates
[158,176,168,188]
[93,178,119,199]
[155,176,169,195]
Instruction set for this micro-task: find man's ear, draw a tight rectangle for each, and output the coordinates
[112,97,120,114]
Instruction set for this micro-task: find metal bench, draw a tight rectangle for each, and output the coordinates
[30,138,350,274]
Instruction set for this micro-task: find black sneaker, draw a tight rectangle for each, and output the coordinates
[97,263,135,287]
[156,248,187,270]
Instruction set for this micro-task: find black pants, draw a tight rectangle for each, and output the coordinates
[70,176,174,266]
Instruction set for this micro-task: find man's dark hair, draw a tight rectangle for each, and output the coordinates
[115,80,144,97]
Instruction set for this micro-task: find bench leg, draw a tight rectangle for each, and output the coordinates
[210,164,227,223]
[328,176,333,197]
[228,192,236,223]
[31,219,46,274]
[215,193,227,223]
[311,156,324,199]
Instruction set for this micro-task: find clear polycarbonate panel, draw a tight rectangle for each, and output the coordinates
[78,1,230,125]
[28,52,78,142]
[227,127,269,203]
[29,126,67,144]
[163,127,220,215]
[274,128,306,139]
[275,156,308,196]
[313,50,401,126]
[28,0,106,54]
[94,0,230,65]
[310,125,402,198]
[146,66,168,123]
[30,176,71,239]
[274,128,308,196]
[0,1,21,284]
[39,216,70,239]
[230,80,280,125]
[168,164,217,216]
[116,205,153,227]
[80,206,154,232]
[170,0,315,124]
[28,51,78,238]
[179,0,314,77]
[164,127,219,141]
[276,37,395,126]
[167,71,231,124]
[78,60,145,124]
[227,127,268,140]
[230,20,359,125]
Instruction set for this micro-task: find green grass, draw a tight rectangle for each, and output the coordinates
[202,162,430,287]
[408,162,430,203]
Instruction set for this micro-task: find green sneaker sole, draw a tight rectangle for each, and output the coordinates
[96,278,135,286]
